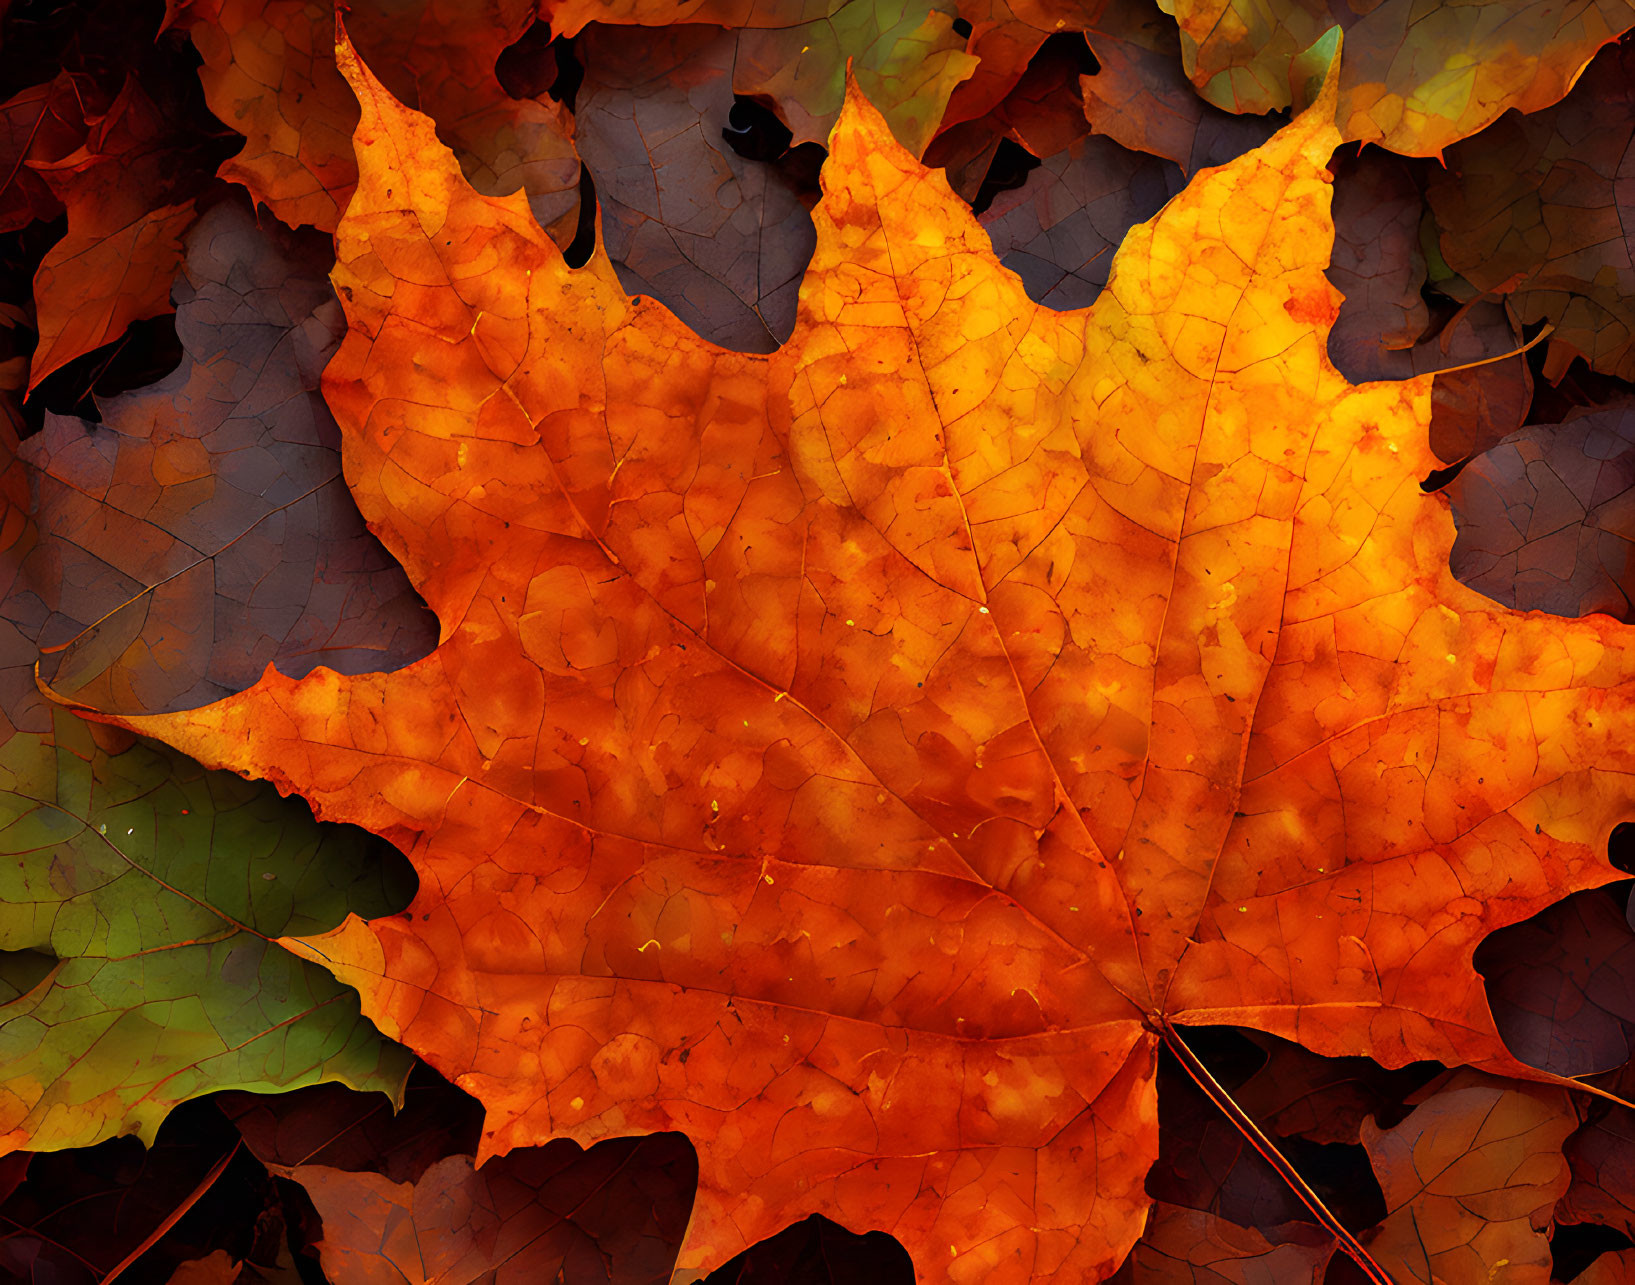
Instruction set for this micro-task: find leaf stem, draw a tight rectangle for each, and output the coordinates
[1155,1017,1396,1285]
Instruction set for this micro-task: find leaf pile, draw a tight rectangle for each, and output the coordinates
[8,0,1635,1282]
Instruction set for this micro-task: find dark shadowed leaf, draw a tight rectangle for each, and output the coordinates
[21,196,435,715]
[1446,407,1635,621]
[282,1134,696,1284]
[177,0,581,239]
[1476,885,1635,1076]
[1428,39,1635,383]
[574,24,818,352]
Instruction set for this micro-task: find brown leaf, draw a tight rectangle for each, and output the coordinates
[285,1137,695,1285]
[574,25,818,352]
[1079,0,1250,170]
[1446,407,1635,620]
[978,99,1271,309]
[178,0,580,239]
[0,74,84,233]
[1114,1204,1332,1283]
[1360,1072,1576,1284]
[1476,886,1635,1077]
[1428,39,1635,382]
[21,196,434,713]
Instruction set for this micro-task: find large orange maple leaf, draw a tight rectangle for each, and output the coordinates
[80,30,1635,1284]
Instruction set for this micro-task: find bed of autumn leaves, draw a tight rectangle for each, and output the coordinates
[17,2,1635,1285]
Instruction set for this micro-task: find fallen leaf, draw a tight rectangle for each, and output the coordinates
[166,1249,244,1285]
[88,34,1635,1282]
[574,25,817,352]
[177,0,580,238]
[548,0,979,154]
[1359,1071,1576,1283]
[1113,1203,1332,1282]
[1163,0,1634,156]
[1323,146,1533,461]
[1445,407,1635,621]
[1427,39,1635,382]
[1475,886,1635,1077]
[1115,1068,1577,1282]
[0,75,85,233]
[978,93,1271,310]
[1079,0,1251,169]
[1579,1252,1635,1285]
[1144,1033,1388,1236]
[0,406,417,1154]
[221,1062,487,1183]
[0,705,415,1155]
[20,195,435,715]
[285,1137,694,1284]
[26,77,197,392]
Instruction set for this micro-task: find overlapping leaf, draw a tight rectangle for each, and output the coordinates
[21,196,435,714]
[175,0,579,237]
[75,27,1635,1281]
[546,0,978,153]
[1116,1070,1578,1282]
[574,25,818,352]
[1446,407,1635,621]
[1427,38,1635,386]
[25,78,199,392]
[1162,0,1634,156]
[0,698,415,1156]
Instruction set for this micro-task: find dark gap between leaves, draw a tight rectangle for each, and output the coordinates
[1419,456,1471,493]
[564,164,599,268]
[971,138,1041,216]
[723,96,795,164]
[21,315,186,435]
[1038,28,1100,77]
[0,946,56,1001]
[494,19,558,100]
[547,31,585,111]
[1554,1222,1635,1281]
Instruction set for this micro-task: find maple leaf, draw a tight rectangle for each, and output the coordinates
[1161,0,1634,157]
[81,28,1635,1281]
